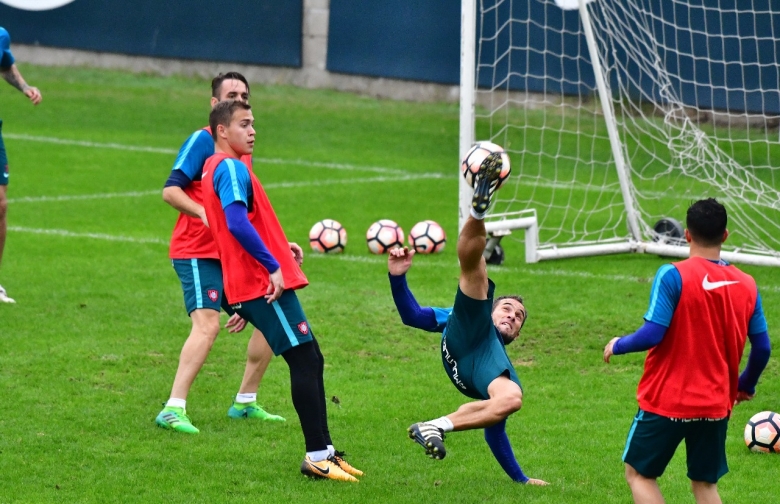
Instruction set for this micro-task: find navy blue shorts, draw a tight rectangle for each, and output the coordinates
[171,258,230,315]
[623,409,729,483]
[231,290,313,356]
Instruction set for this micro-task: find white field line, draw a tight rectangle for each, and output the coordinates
[8,226,168,245]
[6,173,445,204]
[8,225,780,293]
[4,133,409,175]
[7,190,161,203]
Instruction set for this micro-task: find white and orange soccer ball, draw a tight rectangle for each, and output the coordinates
[309,219,347,254]
[366,219,404,254]
[744,411,780,453]
[461,141,511,188]
[408,220,446,254]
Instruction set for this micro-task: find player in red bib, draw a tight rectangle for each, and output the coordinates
[157,73,282,435]
[201,99,363,482]
[604,198,771,504]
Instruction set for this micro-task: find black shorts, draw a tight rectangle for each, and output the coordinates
[231,290,313,355]
[623,409,729,483]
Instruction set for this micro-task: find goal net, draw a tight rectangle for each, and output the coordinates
[460,0,780,266]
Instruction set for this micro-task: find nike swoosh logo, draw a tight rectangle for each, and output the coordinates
[202,171,208,177]
[2,173,7,178]
[308,462,329,475]
[231,303,242,310]
[702,274,739,291]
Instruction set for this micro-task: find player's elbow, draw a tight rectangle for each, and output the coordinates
[162,186,176,205]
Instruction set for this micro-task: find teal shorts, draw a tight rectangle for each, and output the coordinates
[440,279,521,400]
[623,409,729,483]
[172,258,230,315]
[0,120,8,186]
[230,290,313,355]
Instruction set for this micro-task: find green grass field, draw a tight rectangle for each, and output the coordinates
[0,65,778,504]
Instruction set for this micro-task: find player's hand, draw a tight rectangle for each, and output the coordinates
[266,268,284,303]
[197,207,210,228]
[289,242,303,266]
[603,337,620,363]
[388,246,415,276]
[735,390,755,405]
[24,86,42,105]
[225,313,247,333]
[524,478,549,486]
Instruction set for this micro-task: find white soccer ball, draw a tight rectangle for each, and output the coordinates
[309,219,347,253]
[366,219,404,254]
[744,411,780,453]
[461,141,511,188]
[408,220,446,254]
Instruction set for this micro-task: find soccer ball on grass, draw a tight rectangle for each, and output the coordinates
[366,219,404,254]
[309,219,347,253]
[744,411,780,453]
[408,220,446,254]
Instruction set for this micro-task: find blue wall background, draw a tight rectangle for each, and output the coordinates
[2,0,777,114]
[0,0,302,67]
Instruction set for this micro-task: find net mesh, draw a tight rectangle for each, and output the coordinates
[474,0,780,258]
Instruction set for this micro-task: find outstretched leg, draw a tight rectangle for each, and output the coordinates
[458,152,504,301]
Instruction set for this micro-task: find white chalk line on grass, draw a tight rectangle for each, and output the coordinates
[9,225,780,293]
[6,173,446,204]
[4,133,410,175]
[8,226,168,245]
[8,190,161,204]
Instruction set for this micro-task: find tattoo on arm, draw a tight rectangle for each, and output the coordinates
[1,65,30,93]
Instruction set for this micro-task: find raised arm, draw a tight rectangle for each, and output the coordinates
[388,247,441,331]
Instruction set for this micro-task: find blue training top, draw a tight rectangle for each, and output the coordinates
[388,272,532,483]
[0,28,15,69]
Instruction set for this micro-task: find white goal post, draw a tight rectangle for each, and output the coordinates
[459,0,780,267]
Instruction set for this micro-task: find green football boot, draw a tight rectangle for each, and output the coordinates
[155,406,199,434]
[227,401,286,422]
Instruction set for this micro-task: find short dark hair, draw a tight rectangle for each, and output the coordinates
[493,294,527,329]
[686,198,727,247]
[209,100,252,141]
[211,72,250,99]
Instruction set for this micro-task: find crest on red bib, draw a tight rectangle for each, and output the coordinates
[297,321,309,335]
[207,289,219,302]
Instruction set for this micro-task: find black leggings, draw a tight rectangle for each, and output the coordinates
[282,336,332,452]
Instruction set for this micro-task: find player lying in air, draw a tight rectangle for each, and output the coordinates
[387,150,548,485]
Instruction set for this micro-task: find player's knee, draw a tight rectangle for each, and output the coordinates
[0,195,7,220]
[690,479,718,496]
[624,463,647,486]
[504,391,523,414]
[492,390,522,417]
[191,312,221,341]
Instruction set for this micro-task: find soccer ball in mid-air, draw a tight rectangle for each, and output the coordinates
[366,219,404,254]
[744,411,780,453]
[461,141,511,188]
[309,219,347,253]
[408,220,446,254]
